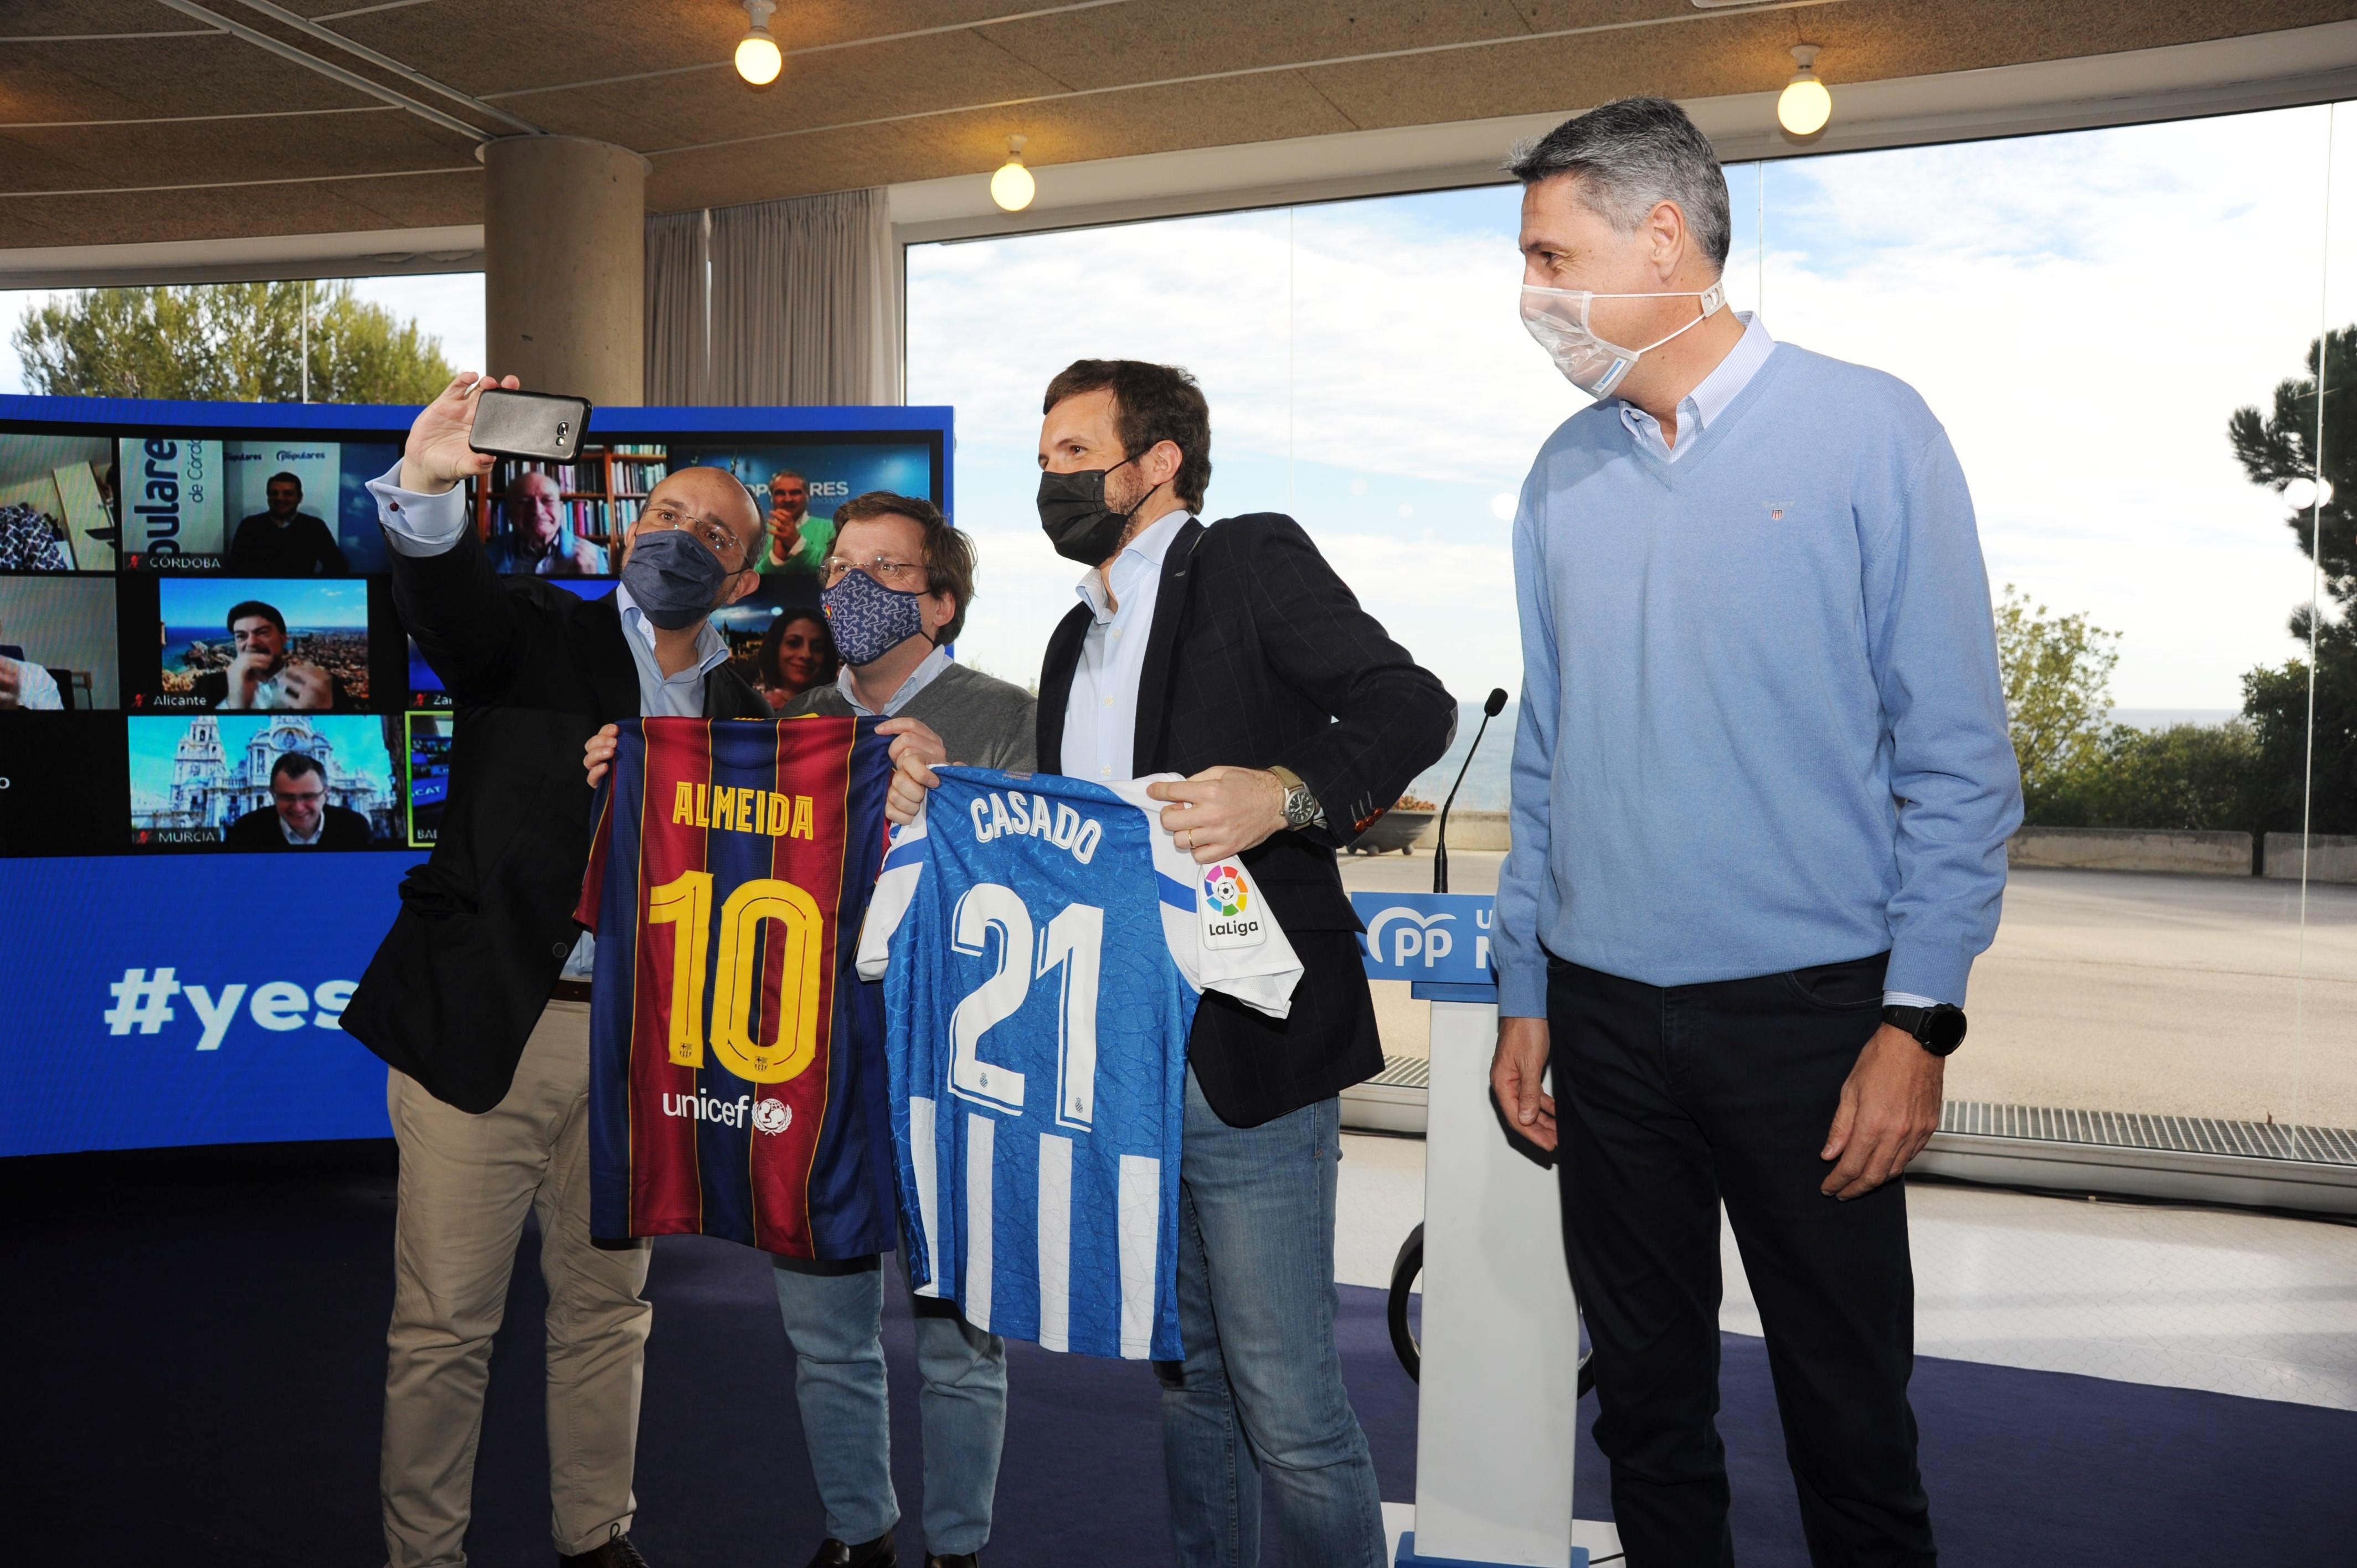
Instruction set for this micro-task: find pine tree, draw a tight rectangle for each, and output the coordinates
[2227,327,2357,834]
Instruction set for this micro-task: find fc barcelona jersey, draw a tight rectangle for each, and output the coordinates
[577,715,896,1259]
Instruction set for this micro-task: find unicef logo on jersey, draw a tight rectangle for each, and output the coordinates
[661,1088,793,1135]
[1198,862,1267,950]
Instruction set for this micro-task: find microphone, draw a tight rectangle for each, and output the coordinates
[1434,687,1509,895]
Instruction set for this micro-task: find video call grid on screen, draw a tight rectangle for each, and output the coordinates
[0,397,953,859]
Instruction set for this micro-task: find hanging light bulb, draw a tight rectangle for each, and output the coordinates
[735,0,783,86]
[1777,44,1832,137]
[991,135,1036,212]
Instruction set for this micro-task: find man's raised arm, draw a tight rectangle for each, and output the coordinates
[365,372,526,703]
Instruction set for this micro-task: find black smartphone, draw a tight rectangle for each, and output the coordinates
[469,388,594,461]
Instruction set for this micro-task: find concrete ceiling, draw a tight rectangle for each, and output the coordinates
[4,0,2355,252]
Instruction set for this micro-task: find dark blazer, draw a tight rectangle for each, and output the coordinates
[341,533,768,1113]
[1039,513,1455,1127]
[224,802,372,850]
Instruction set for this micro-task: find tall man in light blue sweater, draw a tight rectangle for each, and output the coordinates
[1487,99,2022,1567]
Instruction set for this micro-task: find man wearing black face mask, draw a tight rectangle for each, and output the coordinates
[893,359,1455,1568]
[343,373,770,1568]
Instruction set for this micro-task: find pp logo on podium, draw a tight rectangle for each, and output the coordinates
[1351,893,1497,985]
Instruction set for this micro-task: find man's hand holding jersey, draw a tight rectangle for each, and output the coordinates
[588,716,951,816]
[878,716,947,825]
[585,724,620,788]
[1146,767,1294,864]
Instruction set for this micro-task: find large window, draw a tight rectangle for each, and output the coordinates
[908,102,2354,1142]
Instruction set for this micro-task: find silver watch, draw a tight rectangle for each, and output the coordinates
[1269,765,1322,830]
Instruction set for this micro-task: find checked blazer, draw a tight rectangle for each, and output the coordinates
[1038,512,1457,1127]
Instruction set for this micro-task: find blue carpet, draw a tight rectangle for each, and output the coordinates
[7,1142,2354,1564]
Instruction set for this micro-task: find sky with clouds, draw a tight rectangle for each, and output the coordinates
[5,100,2346,728]
[910,102,2353,718]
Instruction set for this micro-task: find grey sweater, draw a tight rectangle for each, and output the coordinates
[790,658,1037,773]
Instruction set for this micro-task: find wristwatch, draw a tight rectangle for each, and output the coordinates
[1882,1003,1968,1058]
[1267,765,1325,831]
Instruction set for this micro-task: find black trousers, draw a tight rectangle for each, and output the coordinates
[1546,952,1934,1568]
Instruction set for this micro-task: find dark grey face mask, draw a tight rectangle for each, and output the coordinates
[621,527,732,630]
[1037,457,1164,565]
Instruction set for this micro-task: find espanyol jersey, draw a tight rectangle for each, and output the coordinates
[856,766,1303,1360]
[577,715,896,1259]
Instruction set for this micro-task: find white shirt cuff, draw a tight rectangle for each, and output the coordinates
[366,461,471,558]
[1883,991,1943,1009]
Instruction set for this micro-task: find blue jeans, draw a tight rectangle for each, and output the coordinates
[1157,1067,1387,1568]
[771,1254,1008,1555]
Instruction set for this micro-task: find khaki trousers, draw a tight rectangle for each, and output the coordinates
[381,1000,652,1567]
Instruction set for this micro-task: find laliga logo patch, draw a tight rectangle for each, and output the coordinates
[752,1098,792,1136]
[1200,862,1267,950]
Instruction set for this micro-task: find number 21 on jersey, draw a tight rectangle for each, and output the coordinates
[947,883,1102,1131]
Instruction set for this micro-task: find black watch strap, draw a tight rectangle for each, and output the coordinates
[1882,1003,1967,1057]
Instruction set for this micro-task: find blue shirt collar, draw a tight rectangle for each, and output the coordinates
[1077,508,1193,624]
[614,583,732,678]
[1618,310,1776,450]
[836,643,951,717]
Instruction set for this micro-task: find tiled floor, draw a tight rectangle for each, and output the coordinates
[1338,1132,2357,1412]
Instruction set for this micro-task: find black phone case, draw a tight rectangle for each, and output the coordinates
[468,390,594,461]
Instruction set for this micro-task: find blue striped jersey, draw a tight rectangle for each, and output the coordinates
[856,766,1302,1360]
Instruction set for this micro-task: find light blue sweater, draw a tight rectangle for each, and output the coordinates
[1492,342,2023,1017]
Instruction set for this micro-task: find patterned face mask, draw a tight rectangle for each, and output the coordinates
[821,563,930,667]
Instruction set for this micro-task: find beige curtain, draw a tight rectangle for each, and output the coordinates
[643,210,707,405]
[642,187,902,406]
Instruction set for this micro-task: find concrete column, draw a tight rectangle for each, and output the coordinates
[481,135,647,407]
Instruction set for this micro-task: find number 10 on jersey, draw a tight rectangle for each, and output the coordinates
[644,870,824,1085]
[948,883,1103,1132]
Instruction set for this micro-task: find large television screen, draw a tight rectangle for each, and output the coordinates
[0,395,950,1156]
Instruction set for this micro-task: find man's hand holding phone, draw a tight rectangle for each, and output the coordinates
[401,372,521,496]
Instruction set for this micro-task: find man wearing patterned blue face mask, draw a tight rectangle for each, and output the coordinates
[769,492,1033,1568]
[588,488,1033,1568]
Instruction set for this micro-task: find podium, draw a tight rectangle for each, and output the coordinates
[1352,893,1595,1568]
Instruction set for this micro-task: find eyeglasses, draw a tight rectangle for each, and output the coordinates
[639,499,750,570]
[820,553,928,590]
[273,787,325,804]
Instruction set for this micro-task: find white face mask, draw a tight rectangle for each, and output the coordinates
[1520,281,1727,399]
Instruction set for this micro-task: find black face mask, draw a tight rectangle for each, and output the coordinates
[1036,457,1165,566]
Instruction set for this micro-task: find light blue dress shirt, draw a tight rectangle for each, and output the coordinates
[834,644,951,718]
[1617,310,1777,461]
[1059,510,1192,783]
[367,461,735,978]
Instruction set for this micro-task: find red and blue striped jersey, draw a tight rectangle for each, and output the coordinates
[576,714,896,1259]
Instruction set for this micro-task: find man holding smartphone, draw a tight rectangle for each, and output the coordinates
[344,372,774,1568]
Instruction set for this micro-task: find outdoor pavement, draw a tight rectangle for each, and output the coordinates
[1337,848,2357,1129]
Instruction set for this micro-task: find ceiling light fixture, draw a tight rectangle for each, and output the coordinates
[735,0,783,87]
[991,135,1036,212]
[1777,44,1831,137]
